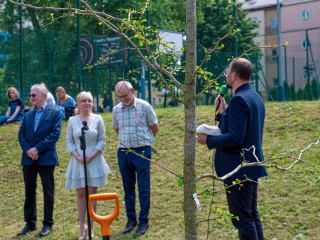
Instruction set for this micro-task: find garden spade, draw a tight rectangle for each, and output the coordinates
[88,193,120,240]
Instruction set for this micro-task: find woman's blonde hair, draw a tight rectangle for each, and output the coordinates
[7,87,19,99]
[56,86,69,101]
[75,91,93,115]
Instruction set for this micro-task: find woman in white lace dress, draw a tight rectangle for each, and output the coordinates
[65,91,110,239]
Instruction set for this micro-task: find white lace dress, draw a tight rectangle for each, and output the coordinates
[65,114,111,189]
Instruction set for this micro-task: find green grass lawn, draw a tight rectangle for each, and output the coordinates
[0,101,319,240]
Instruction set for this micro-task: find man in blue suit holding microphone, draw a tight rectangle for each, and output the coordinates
[18,84,62,237]
[197,58,267,240]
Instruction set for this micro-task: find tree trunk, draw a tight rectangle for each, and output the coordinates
[184,0,197,239]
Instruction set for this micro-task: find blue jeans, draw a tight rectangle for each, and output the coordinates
[0,115,23,125]
[117,146,151,224]
[226,180,264,240]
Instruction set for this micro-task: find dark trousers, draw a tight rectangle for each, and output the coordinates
[226,180,264,240]
[23,162,55,227]
[118,146,151,224]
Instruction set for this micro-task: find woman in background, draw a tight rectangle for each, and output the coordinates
[65,91,110,239]
[56,86,76,108]
[0,87,24,125]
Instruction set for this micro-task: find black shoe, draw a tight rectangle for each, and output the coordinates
[123,220,138,234]
[17,224,37,236]
[133,222,149,237]
[40,225,52,237]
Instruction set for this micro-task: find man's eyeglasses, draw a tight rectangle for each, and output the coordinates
[118,90,131,99]
[223,71,228,77]
[28,93,41,98]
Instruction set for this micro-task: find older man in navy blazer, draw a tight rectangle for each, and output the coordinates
[197,58,267,240]
[18,84,61,237]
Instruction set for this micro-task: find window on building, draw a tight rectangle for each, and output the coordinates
[300,38,310,50]
[249,17,258,23]
[270,18,277,34]
[300,8,310,20]
[158,98,162,104]
[152,98,156,107]
[272,78,279,87]
[152,85,156,91]
[271,48,278,64]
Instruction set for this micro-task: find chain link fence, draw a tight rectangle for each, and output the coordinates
[0,1,319,114]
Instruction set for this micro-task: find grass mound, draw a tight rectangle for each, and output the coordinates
[0,101,319,239]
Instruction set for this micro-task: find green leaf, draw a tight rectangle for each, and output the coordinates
[178,177,183,188]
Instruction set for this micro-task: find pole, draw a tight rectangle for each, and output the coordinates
[306,29,311,100]
[77,0,82,92]
[292,57,296,101]
[19,0,24,99]
[147,8,152,104]
[233,0,238,58]
[109,62,113,107]
[284,46,287,83]
[95,36,99,112]
[48,30,52,92]
[136,53,140,98]
[255,52,258,92]
[141,61,146,100]
[277,0,285,101]
[79,121,91,240]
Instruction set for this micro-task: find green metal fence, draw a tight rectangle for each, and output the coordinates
[0,0,319,114]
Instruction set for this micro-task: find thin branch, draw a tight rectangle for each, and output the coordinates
[196,44,286,98]
[119,143,183,179]
[195,179,277,199]
[197,139,319,182]
[8,0,125,24]
[198,215,223,224]
[196,174,220,182]
[8,0,186,105]
[191,4,241,85]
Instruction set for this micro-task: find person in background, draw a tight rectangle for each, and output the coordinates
[53,105,66,120]
[56,86,76,108]
[0,87,24,126]
[40,82,55,107]
[102,93,113,113]
[168,98,175,107]
[112,81,159,237]
[65,91,111,240]
[17,84,61,237]
[56,86,77,120]
[197,58,267,240]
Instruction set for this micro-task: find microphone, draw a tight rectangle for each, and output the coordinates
[216,85,228,111]
[82,121,89,130]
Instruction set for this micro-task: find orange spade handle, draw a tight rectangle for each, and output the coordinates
[88,193,120,236]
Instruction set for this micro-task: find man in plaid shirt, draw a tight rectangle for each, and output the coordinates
[112,81,159,237]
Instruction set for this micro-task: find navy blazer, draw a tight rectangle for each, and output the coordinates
[206,84,268,183]
[18,106,62,166]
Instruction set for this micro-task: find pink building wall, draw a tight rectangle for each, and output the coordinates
[280,0,320,90]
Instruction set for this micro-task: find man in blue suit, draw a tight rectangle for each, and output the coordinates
[197,58,267,240]
[18,84,62,237]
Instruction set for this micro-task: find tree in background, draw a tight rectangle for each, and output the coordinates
[197,0,259,53]
[311,78,319,100]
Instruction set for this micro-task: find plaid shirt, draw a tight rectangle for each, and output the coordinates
[112,97,158,148]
